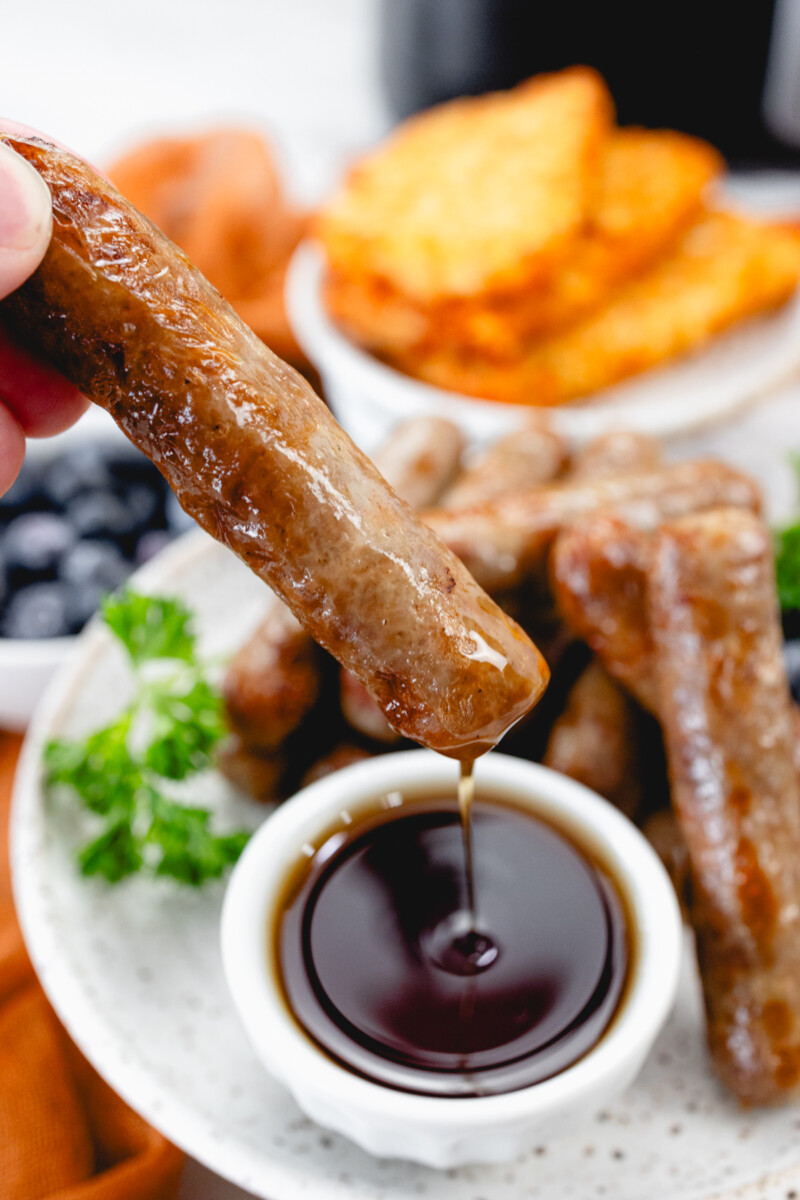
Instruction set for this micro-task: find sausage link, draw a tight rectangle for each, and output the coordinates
[301,744,372,788]
[0,134,547,758]
[649,508,800,1105]
[568,431,661,480]
[642,809,691,918]
[222,595,322,748]
[225,417,463,753]
[542,659,641,819]
[426,460,761,593]
[439,418,567,510]
[373,416,465,510]
[550,514,658,712]
[216,737,286,804]
[340,669,401,744]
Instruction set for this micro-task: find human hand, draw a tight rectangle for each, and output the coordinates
[0,122,87,494]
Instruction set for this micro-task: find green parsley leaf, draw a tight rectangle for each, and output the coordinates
[776,523,800,612]
[44,588,249,886]
[147,796,249,886]
[45,717,139,815]
[775,455,800,614]
[102,589,195,665]
[78,817,143,882]
[145,677,227,781]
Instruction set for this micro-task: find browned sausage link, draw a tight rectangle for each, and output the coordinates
[649,509,800,1105]
[438,417,567,510]
[216,736,286,804]
[542,659,642,819]
[372,416,465,510]
[228,417,462,753]
[425,460,761,594]
[340,669,401,744]
[0,135,547,758]
[550,514,658,712]
[339,416,465,742]
[568,431,661,480]
[642,809,691,918]
[301,743,372,788]
[222,596,322,748]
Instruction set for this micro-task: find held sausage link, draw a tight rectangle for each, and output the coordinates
[0,134,548,758]
[225,418,462,755]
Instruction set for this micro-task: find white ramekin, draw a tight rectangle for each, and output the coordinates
[221,750,682,1168]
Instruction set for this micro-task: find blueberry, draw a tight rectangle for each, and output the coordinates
[60,539,129,590]
[66,490,135,542]
[43,443,115,508]
[785,640,800,705]
[119,482,164,534]
[2,512,75,586]
[135,530,174,565]
[166,492,196,534]
[0,459,46,521]
[59,540,130,630]
[2,582,72,639]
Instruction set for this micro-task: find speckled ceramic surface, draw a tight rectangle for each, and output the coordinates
[11,391,800,1199]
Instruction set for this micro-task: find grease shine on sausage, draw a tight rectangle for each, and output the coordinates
[0,134,548,757]
[650,509,800,1105]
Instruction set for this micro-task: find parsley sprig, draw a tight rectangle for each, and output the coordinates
[776,456,800,612]
[44,588,249,886]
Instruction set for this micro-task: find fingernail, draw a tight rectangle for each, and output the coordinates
[0,140,51,250]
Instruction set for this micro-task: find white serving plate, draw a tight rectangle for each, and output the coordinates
[11,514,800,1200]
[287,243,800,452]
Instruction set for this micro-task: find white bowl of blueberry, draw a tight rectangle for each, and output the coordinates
[0,412,194,730]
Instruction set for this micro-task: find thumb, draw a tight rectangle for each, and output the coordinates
[0,139,52,300]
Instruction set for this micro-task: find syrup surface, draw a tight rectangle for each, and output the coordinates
[276,793,629,1097]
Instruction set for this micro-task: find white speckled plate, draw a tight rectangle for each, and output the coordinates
[11,399,800,1199]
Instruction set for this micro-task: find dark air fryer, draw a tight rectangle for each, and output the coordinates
[380,0,800,167]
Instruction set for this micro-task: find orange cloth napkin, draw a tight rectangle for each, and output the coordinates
[0,731,184,1200]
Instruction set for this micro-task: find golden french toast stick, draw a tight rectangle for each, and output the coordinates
[0,134,547,757]
[649,509,800,1105]
[427,459,760,593]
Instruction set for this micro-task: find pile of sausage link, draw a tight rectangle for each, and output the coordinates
[222,416,800,1109]
[6,132,796,1112]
